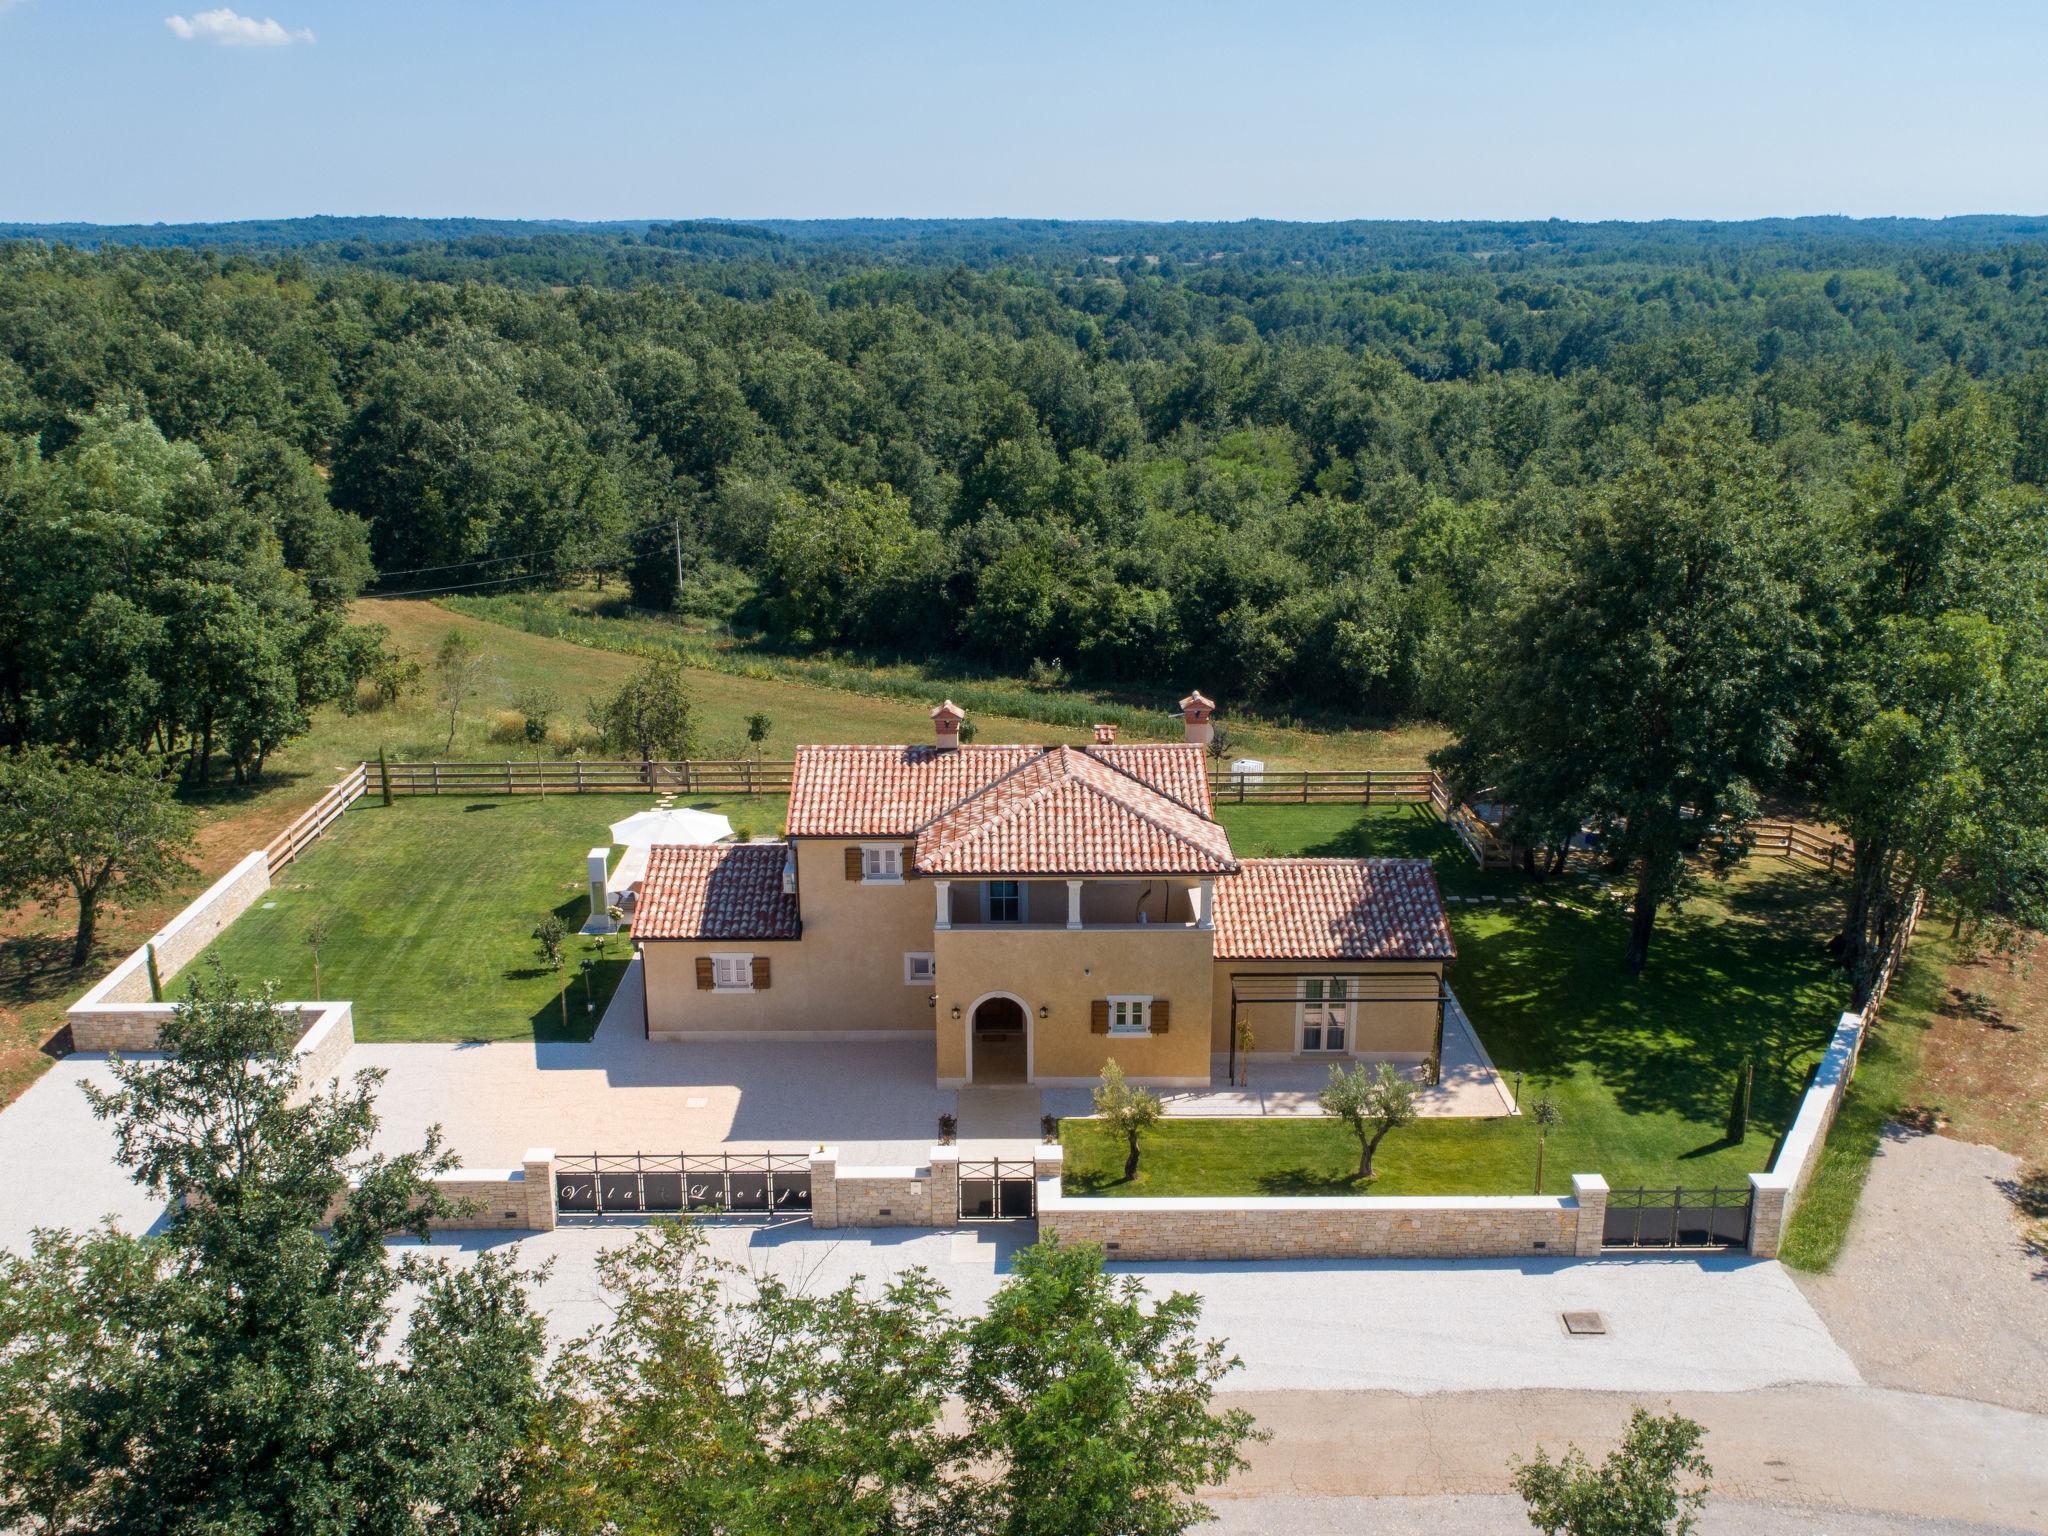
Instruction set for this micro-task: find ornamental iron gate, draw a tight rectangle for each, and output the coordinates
[1601,1186,1751,1249]
[555,1153,812,1219]
[959,1159,1037,1222]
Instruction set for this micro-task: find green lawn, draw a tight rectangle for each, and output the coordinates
[1065,805,1854,1197]
[189,794,788,1042]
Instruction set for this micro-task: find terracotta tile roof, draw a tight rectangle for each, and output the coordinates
[1084,742,1212,815]
[635,843,800,941]
[785,741,1212,836]
[914,746,1238,877]
[1212,858,1455,962]
[786,745,1037,837]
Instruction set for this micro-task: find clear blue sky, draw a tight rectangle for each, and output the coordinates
[3,0,2044,224]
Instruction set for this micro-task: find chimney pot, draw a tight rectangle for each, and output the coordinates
[1093,723,1118,744]
[931,699,965,750]
[1179,690,1215,747]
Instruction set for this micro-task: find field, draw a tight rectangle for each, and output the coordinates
[190,794,788,1042]
[1064,806,1858,1198]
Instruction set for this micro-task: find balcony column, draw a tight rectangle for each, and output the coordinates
[1066,880,1083,930]
[1197,878,1215,930]
[934,879,952,931]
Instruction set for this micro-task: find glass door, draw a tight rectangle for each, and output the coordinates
[1301,977,1350,1052]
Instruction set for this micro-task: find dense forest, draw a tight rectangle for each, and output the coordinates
[1,216,2044,979]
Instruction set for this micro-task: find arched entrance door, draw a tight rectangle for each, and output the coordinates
[970,995,1029,1085]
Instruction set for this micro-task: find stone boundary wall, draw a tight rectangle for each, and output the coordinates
[1036,1147,1606,1260]
[287,1003,356,1101]
[809,1146,957,1229]
[67,850,273,1048]
[323,1149,558,1234]
[1748,1010,1862,1258]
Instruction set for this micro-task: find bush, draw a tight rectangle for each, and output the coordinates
[487,709,529,745]
[351,677,386,714]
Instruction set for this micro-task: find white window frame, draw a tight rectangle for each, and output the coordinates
[860,844,904,883]
[1107,994,1153,1037]
[1299,976,1351,1053]
[710,952,756,992]
[982,879,1027,923]
[903,951,936,985]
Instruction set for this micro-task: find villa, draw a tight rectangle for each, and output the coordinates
[635,694,1456,1089]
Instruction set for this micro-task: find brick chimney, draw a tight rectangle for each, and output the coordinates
[1179,690,1215,748]
[1093,723,1118,744]
[932,699,965,751]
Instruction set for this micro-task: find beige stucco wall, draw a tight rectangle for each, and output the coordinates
[1208,958,1444,1055]
[642,837,937,1039]
[933,924,1215,1086]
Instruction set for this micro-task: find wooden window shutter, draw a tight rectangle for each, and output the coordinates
[1150,1000,1170,1034]
[751,956,771,990]
[694,957,714,991]
[901,843,918,878]
[844,846,862,881]
[1090,1000,1110,1034]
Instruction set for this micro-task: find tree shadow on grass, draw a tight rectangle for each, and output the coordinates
[1451,863,1850,1132]
[1253,1165,1369,1197]
[524,955,627,1043]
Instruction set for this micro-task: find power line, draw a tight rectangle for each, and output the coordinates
[369,550,535,578]
[366,559,630,600]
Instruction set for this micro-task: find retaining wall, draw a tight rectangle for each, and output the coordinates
[67,850,273,1048]
[1036,1148,1605,1260]
[1748,1010,1863,1258]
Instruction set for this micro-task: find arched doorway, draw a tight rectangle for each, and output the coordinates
[970,995,1029,1085]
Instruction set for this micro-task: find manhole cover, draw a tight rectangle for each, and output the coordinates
[1561,1311,1607,1336]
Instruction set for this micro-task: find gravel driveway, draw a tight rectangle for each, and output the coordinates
[1796,1125,2048,1414]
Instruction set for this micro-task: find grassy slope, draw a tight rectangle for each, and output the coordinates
[1065,807,1853,1197]
[193,794,787,1042]
[446,588,1449,770]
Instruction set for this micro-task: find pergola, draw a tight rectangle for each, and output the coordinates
[1224,969,1450,1088]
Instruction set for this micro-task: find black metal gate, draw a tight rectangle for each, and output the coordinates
[1602,1186,1751,1249]
[959,1159,1036,1222]
[555,1153,811,1219]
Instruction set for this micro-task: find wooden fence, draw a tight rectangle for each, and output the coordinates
[1747,819,1853,875]
[378,758,796,797]
[1215,768,1439,805]
[264,763,367,875]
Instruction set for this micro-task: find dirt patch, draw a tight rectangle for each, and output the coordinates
[1917,933,2048,1166]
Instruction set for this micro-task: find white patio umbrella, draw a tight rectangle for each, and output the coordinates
[608,806,736,846]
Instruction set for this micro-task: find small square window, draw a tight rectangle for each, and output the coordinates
[904,952,936,985]
[711,954,753,990]
[862,845,903,882]
[1107,996,1152,1036]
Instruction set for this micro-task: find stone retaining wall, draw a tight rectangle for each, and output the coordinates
[1747,1009,1863,1258]
[68,850,272,1048]
[1036,1149,1603,1260]
[323,1149,558,1233]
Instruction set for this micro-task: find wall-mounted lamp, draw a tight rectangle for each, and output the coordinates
[949,1005,962,1020]
[1038,1004,1050,1019]
[927,994,936,1009]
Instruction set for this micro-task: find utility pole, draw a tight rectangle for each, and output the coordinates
[673,513,684,603]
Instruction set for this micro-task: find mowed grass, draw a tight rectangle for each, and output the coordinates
[1065,805,1853,1197]
[189,794,788,1042]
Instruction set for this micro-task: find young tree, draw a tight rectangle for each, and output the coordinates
[1435,406,1830,974]
[533,913,568,1029]
[0,965,544,1533]
[515,685,560,746]
[1318,1061,1418,1181]
[1513,1408,1712,1536]
[953,1235,1261,1536]
[433,627,490,752]
[1093,1058,1162,1182]
[0,749,195,967]
[745,710,771,759]
[1531,1094,1563,1192]
[303,912,332,1001]
[590,657,697,778]
[525,1219,960,1534]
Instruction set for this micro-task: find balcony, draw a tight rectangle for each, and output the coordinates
[931,877,1212,932]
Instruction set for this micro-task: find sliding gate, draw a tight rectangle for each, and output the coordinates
[554,1153,812,1219]
[1602,1186,1751,1250]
